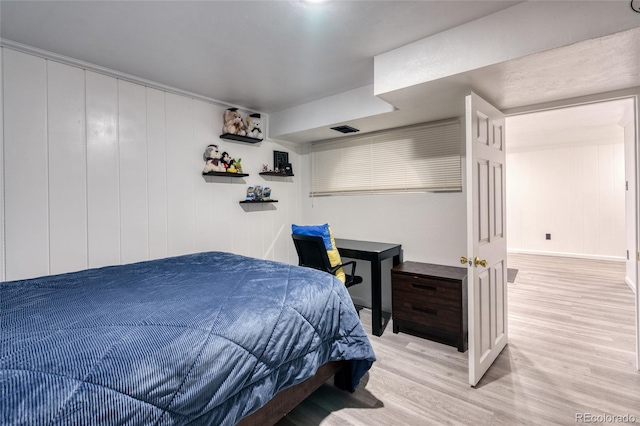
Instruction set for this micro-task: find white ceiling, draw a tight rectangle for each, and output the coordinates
[1,1,637,146]
[0,0,520,113]
[506,98,634,151]
[275,27,640,143]
[378,27,640,122]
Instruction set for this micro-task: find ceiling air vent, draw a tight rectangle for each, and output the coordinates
[330,125,360,134]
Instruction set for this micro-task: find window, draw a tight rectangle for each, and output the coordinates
[310,120,462,195]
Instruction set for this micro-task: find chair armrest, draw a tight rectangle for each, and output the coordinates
[329,260,357,278]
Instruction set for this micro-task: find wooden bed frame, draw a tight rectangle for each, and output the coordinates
[236,360,352,425]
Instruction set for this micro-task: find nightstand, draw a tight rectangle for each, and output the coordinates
[391,261,468,352]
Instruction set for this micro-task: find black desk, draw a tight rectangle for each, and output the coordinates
[334,238,403,336]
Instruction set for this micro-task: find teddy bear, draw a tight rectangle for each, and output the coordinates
[222,108,247,136]
[202,144,226,173]
[246,113,263,140]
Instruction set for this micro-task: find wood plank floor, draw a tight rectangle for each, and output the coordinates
[276,254,639,426]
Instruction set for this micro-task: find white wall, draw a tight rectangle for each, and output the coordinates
[0,47,301,281]
[506,140,625,260]
[299,143,466,311]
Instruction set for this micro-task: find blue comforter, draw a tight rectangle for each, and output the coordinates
[1,252,375,425]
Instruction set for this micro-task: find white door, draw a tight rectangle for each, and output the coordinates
[465,92,508,386]
[635,93,640,371]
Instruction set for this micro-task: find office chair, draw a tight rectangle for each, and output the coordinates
[291,234,363,288]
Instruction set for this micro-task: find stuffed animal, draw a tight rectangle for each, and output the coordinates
[227,157,242,174]
[222,108,247,136]
[246,113,263,140]
[233,158,243,174]
[220,152,232,170]
[202,144,226,173]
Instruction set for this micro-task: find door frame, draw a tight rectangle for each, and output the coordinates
[503,87,640,370]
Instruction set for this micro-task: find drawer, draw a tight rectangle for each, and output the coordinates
[392,298,461,333]
[392,273,461,306]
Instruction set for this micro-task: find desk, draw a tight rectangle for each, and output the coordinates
[334,239,403,336]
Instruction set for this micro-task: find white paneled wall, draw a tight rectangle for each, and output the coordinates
[48,61,87,275]
[507,142,625,259]
[194,101,216,254]
[86,71,120,268]
[146,88,169,260]
[166,92,196,256]
[3,49,50,279]
[119,80,149,264]
[0,48,301,281]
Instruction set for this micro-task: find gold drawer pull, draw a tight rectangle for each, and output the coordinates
[413,306,437,315]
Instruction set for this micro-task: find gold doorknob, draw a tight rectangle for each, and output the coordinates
[474,257,487,268]
[460,256,468,265]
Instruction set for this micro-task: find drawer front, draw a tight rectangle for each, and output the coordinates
[392,298,461,333]
[392,273,461,306]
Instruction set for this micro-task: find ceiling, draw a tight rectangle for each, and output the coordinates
[0,0,520,113]
[507,98,634,151]
[1,1,638,147]
[274,26,640,143]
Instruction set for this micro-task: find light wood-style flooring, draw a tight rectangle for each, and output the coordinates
[276,254,639,425]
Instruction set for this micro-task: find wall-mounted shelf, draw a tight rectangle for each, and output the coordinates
[220,133,263,144]
[203,171,249,177]
[260,172,294,177]
[239,200,278,204]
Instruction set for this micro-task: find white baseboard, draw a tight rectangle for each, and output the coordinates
[507,248,626,262]
[625,276,637,294]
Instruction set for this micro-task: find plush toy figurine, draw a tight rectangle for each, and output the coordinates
[222,108,247,136]
[233,158,243,174]
[202,144,226,173]
[246,113,263,140]
[228,158,242,174]
[220,152,232,170]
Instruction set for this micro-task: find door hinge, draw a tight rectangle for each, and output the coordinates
[637,252,640,262]
[627,250,630,260]
[626,181,629,191]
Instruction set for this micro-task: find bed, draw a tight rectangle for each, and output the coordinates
[1,251,375,425]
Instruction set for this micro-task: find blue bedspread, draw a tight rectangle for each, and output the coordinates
[1,252,375,425]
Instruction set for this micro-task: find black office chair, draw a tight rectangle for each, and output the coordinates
[291,234,363,288]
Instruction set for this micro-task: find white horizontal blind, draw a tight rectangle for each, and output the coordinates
[311,120,462,195]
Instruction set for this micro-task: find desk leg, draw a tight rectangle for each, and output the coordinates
[393,251,403,267]
[371,256,382,337]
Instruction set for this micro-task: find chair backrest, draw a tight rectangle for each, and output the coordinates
[291,234,333,273]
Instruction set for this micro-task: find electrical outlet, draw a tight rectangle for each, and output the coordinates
[545,233,551,240]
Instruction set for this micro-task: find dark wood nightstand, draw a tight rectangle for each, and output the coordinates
[391,261,468,352]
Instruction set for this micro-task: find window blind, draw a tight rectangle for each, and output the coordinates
[311,120,462,195]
